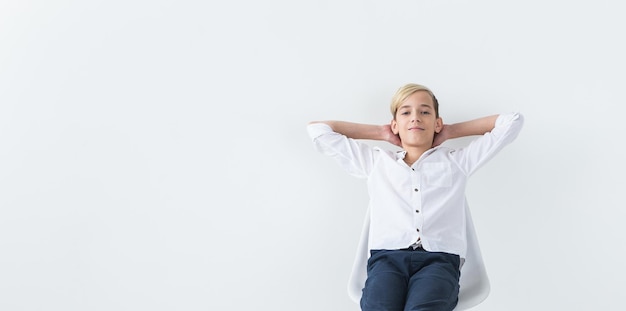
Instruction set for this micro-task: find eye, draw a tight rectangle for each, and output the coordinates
[421,111,431,115]
[401,111,410,115]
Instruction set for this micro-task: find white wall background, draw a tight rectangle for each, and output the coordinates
[1,0,625,310]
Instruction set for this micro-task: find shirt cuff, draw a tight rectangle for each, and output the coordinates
[495,112,523,127]
[307,123,333,140]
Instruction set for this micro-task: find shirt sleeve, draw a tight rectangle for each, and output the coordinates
[307,123,377,178]
[452,112,525,176]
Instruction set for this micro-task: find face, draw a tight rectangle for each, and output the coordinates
[391,90,442,148]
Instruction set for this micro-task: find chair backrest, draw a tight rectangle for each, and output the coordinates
[347,204,490,311]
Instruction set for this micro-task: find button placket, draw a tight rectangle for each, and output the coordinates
[411,165,423,240]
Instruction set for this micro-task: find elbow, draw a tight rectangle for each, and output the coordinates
[513,112,525,128]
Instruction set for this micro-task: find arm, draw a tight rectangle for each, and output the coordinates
[308,120,401,146]
[307,121,382,178]
[448,112,524,175]
[433,115,499,147]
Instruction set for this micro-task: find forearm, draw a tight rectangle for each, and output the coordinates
[308,121,385,140]
[447,115,499,139]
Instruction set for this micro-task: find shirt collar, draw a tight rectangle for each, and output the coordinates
[395,147,440,162]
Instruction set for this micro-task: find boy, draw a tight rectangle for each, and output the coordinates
[307,83,524,311]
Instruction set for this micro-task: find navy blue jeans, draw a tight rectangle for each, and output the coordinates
[360,248,461,311]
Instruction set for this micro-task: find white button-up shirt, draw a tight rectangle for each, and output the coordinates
[308,112,524,258]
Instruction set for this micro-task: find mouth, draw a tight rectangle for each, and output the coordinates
[408,127,424,131]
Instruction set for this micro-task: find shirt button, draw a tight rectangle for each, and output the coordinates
[415,210,420,213]
[416,228,420,232]
[414,188,418,192]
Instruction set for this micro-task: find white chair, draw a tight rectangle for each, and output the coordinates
[347,204,490,311]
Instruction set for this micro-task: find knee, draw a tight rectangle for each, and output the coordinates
[360,273,407,311]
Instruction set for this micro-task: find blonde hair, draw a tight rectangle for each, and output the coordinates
[390,83,439,118]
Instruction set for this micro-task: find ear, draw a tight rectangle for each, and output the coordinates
[391,119,399,135]
[435,117,443,133]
